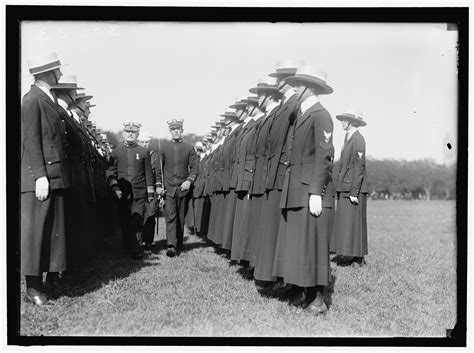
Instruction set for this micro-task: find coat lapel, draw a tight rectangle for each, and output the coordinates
[295,102,324,131]
[32,85,59,110]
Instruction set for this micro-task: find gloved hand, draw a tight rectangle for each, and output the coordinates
[309,194,322,217]
[156,187,165,197]
[180,180,191,191]
[35,176,49,201]
[349,196,359,205]
[111,185,122,199]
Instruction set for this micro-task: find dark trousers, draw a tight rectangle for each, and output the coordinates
[117,196,146,253]
[21,190,67,275]
[142,196,158,244]
[164,191,190,248]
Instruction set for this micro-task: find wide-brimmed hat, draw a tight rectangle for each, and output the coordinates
[75,92,93,102]
[26,52,68,76]
[123,120,142,132]
[244,95,259,106]
[249,76,280,95]
[220,109,239,121]
[85,101,96,108]
[229,96,248,109]
[285,65,333,95]
[50,75,83,90]
[336,109,367,127]
[269,59,305,78]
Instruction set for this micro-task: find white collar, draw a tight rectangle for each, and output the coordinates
[71,109,82,123]
[283,88,296,103]
[252,112,265,121]
[225,123,239,138]
[57,98,69,112]
[346,127,359,140]
[300,95,319,115]
[243,116,253,127]
[34,80,54,102]
[265,102,279,115]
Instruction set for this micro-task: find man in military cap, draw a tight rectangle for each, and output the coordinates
[156,118,199,257]
[21,52,69,305]
[107,121,155,259]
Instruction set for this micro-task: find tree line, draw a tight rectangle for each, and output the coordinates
[103,130,456,201]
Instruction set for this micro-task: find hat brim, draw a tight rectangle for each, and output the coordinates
[336,114,367,127]
[285,75,333,95]
[268,68,297,78]
[76,95,94,102]
[87,104,97,108]
[25,63,69,77]
[249,86,281,94]
[51,85,84,90]
[229,102,246,109]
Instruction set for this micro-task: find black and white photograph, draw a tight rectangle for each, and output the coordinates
[4,2,470,349]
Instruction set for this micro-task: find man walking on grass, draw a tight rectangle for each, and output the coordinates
[156,118,199,257]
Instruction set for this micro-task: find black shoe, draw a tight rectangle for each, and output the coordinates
[352,256,366,267]
[337,255,355,266]
[166,246,176,257]
[283,284,303,302]
[25,288,49,306]
[143,243,152,251]
[289,287,307,307]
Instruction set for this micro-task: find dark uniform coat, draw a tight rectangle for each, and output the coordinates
[155,139,199,197]
[272,100,336,288]
[331,129,368,257]
[21,85,71,275]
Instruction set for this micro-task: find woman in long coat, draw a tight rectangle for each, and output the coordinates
[272,65,336,314]
[330,109,368,266]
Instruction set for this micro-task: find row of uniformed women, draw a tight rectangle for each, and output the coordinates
[188,60,369,314]
[21,52,113,305]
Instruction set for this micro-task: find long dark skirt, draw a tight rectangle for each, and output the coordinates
[253,189,282,281]
[214,192,230,246]
[21,190,67,275]
[330,193,368,257]
[194,197,204,233]
[212,192,226,246]
[221,190,237,250]
[208,193,224,243]
[242,194,264,264]
[199,196,211,237]
[272,205,334,287]
[230,191,250,261]
[185,196,195,228]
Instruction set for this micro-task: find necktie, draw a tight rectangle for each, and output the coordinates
[344,133,349,146]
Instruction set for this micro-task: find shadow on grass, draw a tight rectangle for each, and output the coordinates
[325,273,337,310]
[45,239,161,300]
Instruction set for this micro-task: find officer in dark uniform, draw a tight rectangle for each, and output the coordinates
[107,121,155,259]
[155,118,199,257]
[21,53,69,305]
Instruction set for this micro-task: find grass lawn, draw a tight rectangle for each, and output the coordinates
[18,200,457,337]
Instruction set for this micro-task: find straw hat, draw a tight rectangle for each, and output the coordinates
[285,65,333,95]
[50,75,83,90]
[229,96,248,109]
[26,52,67,76]
[336,109,367,127]
[244,95,259,106]
[268,59,305,78]
[249,76,280,94]
[75,92,93,102]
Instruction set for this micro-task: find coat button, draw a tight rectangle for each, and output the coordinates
[47,161,52,165]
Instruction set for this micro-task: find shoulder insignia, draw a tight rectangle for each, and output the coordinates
[358,151,363,159]
[323,130,332,143]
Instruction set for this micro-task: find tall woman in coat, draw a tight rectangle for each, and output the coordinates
[272,66,336,314]
[330,109,368,265]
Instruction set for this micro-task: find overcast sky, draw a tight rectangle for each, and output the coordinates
[20,21,458,163]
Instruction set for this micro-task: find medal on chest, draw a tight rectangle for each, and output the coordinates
[136,153,140,160]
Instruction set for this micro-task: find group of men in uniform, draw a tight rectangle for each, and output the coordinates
[20,52,113,305]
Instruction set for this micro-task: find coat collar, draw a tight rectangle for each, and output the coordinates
[31,85,59,110]
[295,101,325,131]
[341,129,361,153]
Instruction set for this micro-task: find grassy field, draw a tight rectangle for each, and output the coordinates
[19,200,457,337]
